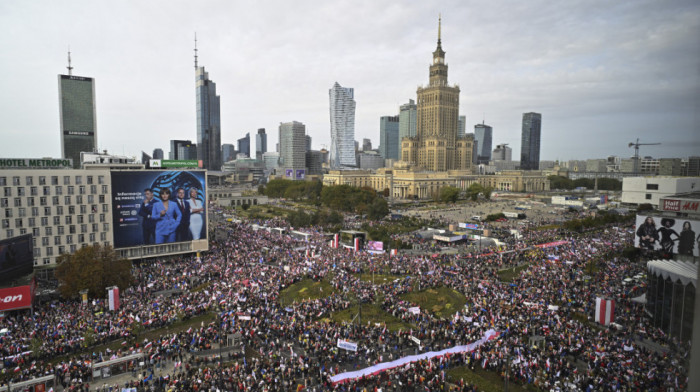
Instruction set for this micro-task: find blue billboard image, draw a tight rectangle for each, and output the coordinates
[111,171,206,248]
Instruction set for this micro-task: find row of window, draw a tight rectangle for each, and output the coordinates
[31,241,110,266]
[5,223,109,237]
[0,175,105,187]
[3,184,108,197]
[2,194,107,208]
[4,203,107,218]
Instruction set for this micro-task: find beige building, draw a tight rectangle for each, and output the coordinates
[323,162,549,200]
[401,17,473,172]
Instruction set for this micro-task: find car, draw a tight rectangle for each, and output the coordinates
[496,218,507,222]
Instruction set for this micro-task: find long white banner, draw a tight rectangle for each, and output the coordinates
[330,329,499,384]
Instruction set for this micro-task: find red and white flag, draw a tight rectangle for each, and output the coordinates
[595,297,614,326]
[390,249,398,256]
[354,237,360,252]
[108,287,120,311]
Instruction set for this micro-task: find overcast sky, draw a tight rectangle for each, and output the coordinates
[1,0,699,162]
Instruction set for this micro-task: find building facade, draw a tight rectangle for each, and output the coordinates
[279,121,307,179]
[622,177,700,207]
[457,116,466,138]
[379,116,400,160]
[222,144,236,163]
[401,18,473,172]
[255,128,267,160]
[492,144,512,161]
[195,66,222,170]
[59,74,97,168]
[329,82,356,168]
[152,149,164,160]
[399,99,417,159]
[474,123,493,164]
[520,112,542,170]
[237,133,250,158]
[170,140,196,161]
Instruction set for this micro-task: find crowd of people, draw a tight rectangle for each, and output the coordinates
[0,203,691,391]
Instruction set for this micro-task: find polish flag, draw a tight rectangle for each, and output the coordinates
[595,298,614,326]
[108,287,120,311]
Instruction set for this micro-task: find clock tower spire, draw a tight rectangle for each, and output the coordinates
[429,15,447,86]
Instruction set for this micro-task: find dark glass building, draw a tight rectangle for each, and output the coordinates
[196,67,221,170]
[474,123,493,164]
[59,74,97,168]
[520,112,542,170]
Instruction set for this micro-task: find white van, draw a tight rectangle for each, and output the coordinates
[471,216,481,221]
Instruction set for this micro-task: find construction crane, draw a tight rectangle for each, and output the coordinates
[628,138,661,176]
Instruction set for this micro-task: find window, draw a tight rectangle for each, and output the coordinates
[14,198,21,207]
[40,217,48,226]
[67,186,74,195]
[34,248,41,257]
[79,185,86,195]
[43,186,50,195]
[64,196,71,205]
[6,229,14,238]
[102,204,109,212]
[98,175,105,184]
[81,224,88,233]
[19,228,26,235]
[87,176,93,185]
[78,233,84,243]
[75,176,82,185]
[15,218,23,228]
[100,214,105,222]
[25,176,33,185]
[32,228,39,237]
[90,185,97,194]
[0,198,7,207]
[30,187,37,196]
[88,195,94,204]
[44,207,51,215]
[52,196,59,205]
[12,176,20,186]
[101,185,108,194]
[89,233,96,242]
[99,194,105,203]
[18,208,26,217]
[56,206,64,215]
[31,207,39,216]
[4,187,11,197]
[28,218,35,227]
[55,186,63,195]
[92,223,98,232]
[69,244,77,253]
[76,195,83,204]
[0,177,5,186]
[43,258,50,265]
[38,176,46,185]
[70,225,76,234]
[27,198,35,206]
[54,236,61,245]
[103,223,109,231]
[646,184,659,190]
[45,227,52,235]
[63,176,70,185]
[51,176,58,185]
[66,235,73,244]
[58,246,65,254]
[646,194,652,200]
[68,206,75,214]
[5,209,12,218]
[66,216,73,224]
[53,216,60,225]
[80,205,87,214]
[46,247,53,256]
[76,215,82,224]
[40,197,47,206]
[41,237,49,246]
[1,219,8,228]
[100,232,107,241]
[89,214,95,223]
[17,187,25,196]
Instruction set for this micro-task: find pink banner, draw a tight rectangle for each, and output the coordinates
[330,329,499,384]
[535,240,569,248]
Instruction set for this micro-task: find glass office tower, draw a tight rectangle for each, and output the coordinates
[59,74,97,168]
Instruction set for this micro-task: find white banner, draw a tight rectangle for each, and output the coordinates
[337,339,358,352]
[330,329,499,385]
[408,307,420,315]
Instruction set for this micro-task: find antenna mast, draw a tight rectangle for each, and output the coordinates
[67,49,73,75]
[194,33,198,69]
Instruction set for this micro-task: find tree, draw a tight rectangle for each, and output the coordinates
[467,183,484,201]
[547,175,573,190]
[439,186,460,203]
[55,244,133,299]
[367,198,389,220]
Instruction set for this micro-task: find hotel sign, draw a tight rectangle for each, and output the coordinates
[0,158,73,169]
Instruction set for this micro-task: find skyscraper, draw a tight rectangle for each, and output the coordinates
[255,128,267,160]
[398,99,417,159]
[237,133,250,157]
[492,144,512,161]
[222,143,236,163]
[279,121,307,179]
[329,82,356,168]
[379,116,400,160]
[362,138,372,152]
[401,17,473,171]
[306,135,312,152]
[457,116,466,138]
[58,53,97,168]
[474,123,493,164]
[152,148,164,160]
[195,38,222,170]
[520,112,542,170]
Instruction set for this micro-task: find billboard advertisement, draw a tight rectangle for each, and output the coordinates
[111,171,207,249]
[150,160,201,169]
[0,282,35,312]
[0,234,34,284]
[635,215,700,257]
[366,241,384,251]
[458,222,479,230]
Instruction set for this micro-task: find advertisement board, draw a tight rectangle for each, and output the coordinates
[150,160,201,169]
[366,241,384,251]
[0,282,35,312]
[296,169,306,180]
[111,171,207,249]
[458,222,479,230]
[0,234,34,284]
[635,215,700,257]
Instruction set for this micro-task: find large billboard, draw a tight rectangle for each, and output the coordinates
[635,215,700,257]
[0,234,34,284]
[111,171,207,249]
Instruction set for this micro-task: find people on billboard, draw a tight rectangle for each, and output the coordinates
[677,221,695,256]
[151,188,181,244]
[137,188,158,245]
[636,216,658,251]
[188,187,205,240]
[174,187,191,242]
[657,218,679,257]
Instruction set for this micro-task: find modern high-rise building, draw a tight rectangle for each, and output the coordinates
[457,116,466,138]
[474,123,493,164]
[152,148,164,160]
[520,112,542,170]
[59,55,97,169]
[362,138,372,152]
[306,135,313,152]
[237,133,250,158]
[195,42,222,170]
[329,82,356,168]
[255,128,267,160]
[401,17,473,171]
[222,143,236,163]
[279,121,307,179]
[398,99,417,158]
[169,140,197,160]
[492,144,512,161]
[379,116,400,160]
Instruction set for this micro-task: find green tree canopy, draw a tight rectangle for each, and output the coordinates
[367,197,389,220]
[439,186,461,203]
[55,244,133,299]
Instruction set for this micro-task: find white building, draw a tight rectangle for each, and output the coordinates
[622,177,700,207]
[279,121,307,179]
[329,82,356,169]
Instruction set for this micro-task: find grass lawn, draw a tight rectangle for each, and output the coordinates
[355,273,408,285]
[279,278,334,306]
[497,263,530,282]
[139,312,217,342]
[447,366,536,392]
[238,204,292,220]
[326,303,413,332]
[399,286,466,318]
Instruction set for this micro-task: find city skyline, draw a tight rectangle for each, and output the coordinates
[1,0,698,162]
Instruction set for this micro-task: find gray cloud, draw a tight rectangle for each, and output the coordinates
[0,0,698,161]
